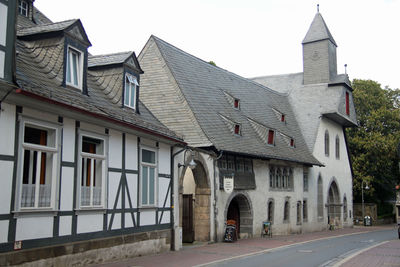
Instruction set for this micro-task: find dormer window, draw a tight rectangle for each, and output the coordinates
[234,99,240,109]
[18,0,28,17]
[124,73,138,109]
[267,130,275,145]
[281,114,285,122]
[234,124,241,135]
[290,138,295,147]
[66,46,83,89]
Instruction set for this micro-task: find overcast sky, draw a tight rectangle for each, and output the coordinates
[35,0,400,89]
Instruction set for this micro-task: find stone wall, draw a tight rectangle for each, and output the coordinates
[0,229,171,266]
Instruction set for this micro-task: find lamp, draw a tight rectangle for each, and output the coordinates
[361,180,369,224]
[178,149,197,170]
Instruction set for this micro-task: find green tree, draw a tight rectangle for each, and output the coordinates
[347,79,400,209]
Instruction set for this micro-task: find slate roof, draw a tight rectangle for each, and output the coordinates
[141,36,320,165]
[13,19,182,143]
[89,52,134,67]
[302,12,337,46]
[17,19,77,37]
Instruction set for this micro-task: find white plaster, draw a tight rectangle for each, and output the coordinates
[140,137,156,148]
[125,173,137,208]
[0,220,8,243]
[79,121,104,135]
[125,133,138,170]
[183,168,195,195]
[160,211,170,224]
[158,177,170,207]
[77,214,103,234]
[140,210,155,226]
[158,143,170,174]
[0,3,6,46]
[62,118,75,162]
[110,213,120,230]
[16,216,53,240]
[124,213,136,228]
[108,129,122,169]
[0,50,4,79]
[60,166,74,211]
[108,171,121,209]
[0,102,15,155]
[22,107,58,123]
[59,216,72,236]
[0,161,13,214]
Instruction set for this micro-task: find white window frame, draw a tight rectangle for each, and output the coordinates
[140,146,158,207]
[17,117,60,211]
[18,0,28,17]
[77,131,107,209]
[66,46,83,90]
[124,73,138,109]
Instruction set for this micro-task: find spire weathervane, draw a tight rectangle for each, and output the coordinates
[344,64,348,74]
[317,4,320,13]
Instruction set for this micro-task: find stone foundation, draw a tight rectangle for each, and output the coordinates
[1,229,171,266]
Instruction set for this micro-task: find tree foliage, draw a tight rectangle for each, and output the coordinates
[346,79,400,205]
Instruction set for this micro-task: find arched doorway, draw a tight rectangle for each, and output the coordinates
[225,193,253,239]
[327,180,341,226]
[180,157,211,243]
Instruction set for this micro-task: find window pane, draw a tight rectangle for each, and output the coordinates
[66,52,71,83]
[72,53,79,85]
[142,149,155,164]
[149,167,155,205]
[130,85,136,108]
[124,79,130,106]
[142,166,148,205]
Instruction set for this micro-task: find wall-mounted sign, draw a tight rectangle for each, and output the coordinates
[224,176,234,193]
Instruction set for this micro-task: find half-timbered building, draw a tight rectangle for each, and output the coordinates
[0,1,184,265]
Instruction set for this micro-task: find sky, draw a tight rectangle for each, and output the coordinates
[35,0,400,89]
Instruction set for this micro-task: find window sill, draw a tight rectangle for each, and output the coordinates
[13,209,58,218]
[75,208,106,215]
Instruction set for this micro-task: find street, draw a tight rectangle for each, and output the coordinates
[93,225,399,267]
[205,229,396,267]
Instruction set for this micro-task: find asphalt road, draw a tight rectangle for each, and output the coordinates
[208,229,397,267]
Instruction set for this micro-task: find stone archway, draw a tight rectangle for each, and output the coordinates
[327,179,341,227]
[225,193,253,239]
[179,155,211,243]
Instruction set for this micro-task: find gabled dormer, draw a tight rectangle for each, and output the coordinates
[88,51,144,113]
[17,19,92,93]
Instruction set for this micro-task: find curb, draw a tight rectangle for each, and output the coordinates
[194,228,386,267]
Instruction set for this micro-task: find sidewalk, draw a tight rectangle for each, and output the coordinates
[92,225,395,267]
[338,235,400,267]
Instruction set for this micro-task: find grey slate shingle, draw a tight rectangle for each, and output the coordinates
[142,36,320,166]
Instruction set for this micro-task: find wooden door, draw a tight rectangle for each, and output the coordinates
[182,194,194,243]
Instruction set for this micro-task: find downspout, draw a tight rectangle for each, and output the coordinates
[170,145,187,251]
[213,150,223,242]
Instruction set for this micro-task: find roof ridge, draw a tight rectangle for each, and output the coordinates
[18,18,78,30]
[89,51,133,58]
[250,72,303,80]
[151,35,288,97]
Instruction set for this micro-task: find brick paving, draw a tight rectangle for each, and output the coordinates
[91,225,396,267]
[340,239,400,267]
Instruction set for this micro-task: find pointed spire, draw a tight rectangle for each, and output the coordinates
[302,12,337,46]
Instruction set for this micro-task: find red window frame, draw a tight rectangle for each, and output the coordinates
[234,124,240,135]
[345,92,350,115]
[234,99,240,109]
[267,130,274,145]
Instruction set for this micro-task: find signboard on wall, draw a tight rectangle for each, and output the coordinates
[224,176,234,193]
